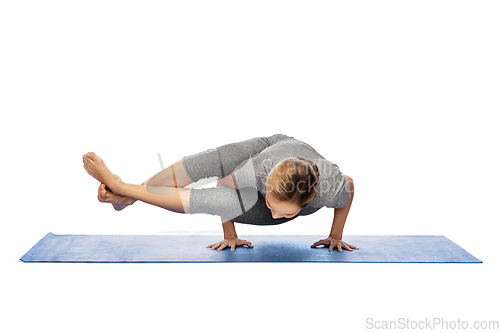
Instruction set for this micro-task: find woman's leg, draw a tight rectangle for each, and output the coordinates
[83,152,296,221]
[94,135,277,210]
[96,158,195,211]
[188,186,298,225]
[143,159,193,187]
[97,175,136,211]
[113,182,191,214]
[83,153,191,214]
[85,135,277,213]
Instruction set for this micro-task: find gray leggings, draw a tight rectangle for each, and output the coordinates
[188,186,320,225]
[182,135,320,225]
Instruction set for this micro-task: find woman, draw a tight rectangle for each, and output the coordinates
[82,134,358,252]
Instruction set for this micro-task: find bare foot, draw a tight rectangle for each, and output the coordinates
[98,173,136,211]
[82,152,117,189]
[98,183,135,211]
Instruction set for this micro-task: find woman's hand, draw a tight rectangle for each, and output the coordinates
[311,236,359,252]
[207,237,254,251]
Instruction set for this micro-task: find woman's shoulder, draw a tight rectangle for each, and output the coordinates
[309,173,350,208]
[264,134,295,145]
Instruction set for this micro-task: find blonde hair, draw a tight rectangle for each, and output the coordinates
[265,157,320,209]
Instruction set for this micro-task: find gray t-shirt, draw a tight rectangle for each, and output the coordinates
[232,134,351,209]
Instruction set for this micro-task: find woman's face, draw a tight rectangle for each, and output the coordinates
[265,193,301,219]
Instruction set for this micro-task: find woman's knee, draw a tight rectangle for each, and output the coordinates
[188,187,258,221]
[216,172,239,189]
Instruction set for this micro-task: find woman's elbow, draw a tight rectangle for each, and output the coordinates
[343,174,354,196]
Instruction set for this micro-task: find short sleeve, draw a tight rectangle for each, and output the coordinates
[307,174,351,209]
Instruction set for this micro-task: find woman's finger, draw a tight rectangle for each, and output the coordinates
[207,243,215,248]
[337,243,343,252]
[230,243,236,251]
[345,242,359,250]
[210,242,223,250]
[343,243,353,251]
[312,240,328,247]
[218,242,228,251]
[329,242,335,252]
[244,241,254,248]
[211,242,222,250]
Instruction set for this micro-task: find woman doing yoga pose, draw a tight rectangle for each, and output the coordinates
[82,134,358,252]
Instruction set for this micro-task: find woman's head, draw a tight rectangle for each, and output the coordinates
[265,157,320,218]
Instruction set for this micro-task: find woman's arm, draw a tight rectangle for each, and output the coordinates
[311,174,358,252]
[206,172,254,251]
[219,172,240,238]
[329,175,354,239]
[221,217,238,239]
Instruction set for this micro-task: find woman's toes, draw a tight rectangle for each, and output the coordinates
[98,188,107,202]
[97,184,111,199]
[86,152,97,161]
[83,153,94,163]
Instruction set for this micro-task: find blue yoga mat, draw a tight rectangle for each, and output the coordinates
[20,233,481,263]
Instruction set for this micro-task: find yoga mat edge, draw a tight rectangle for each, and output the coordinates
[19,233,482,263]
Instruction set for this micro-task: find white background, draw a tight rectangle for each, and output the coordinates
[1,0,499,331]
